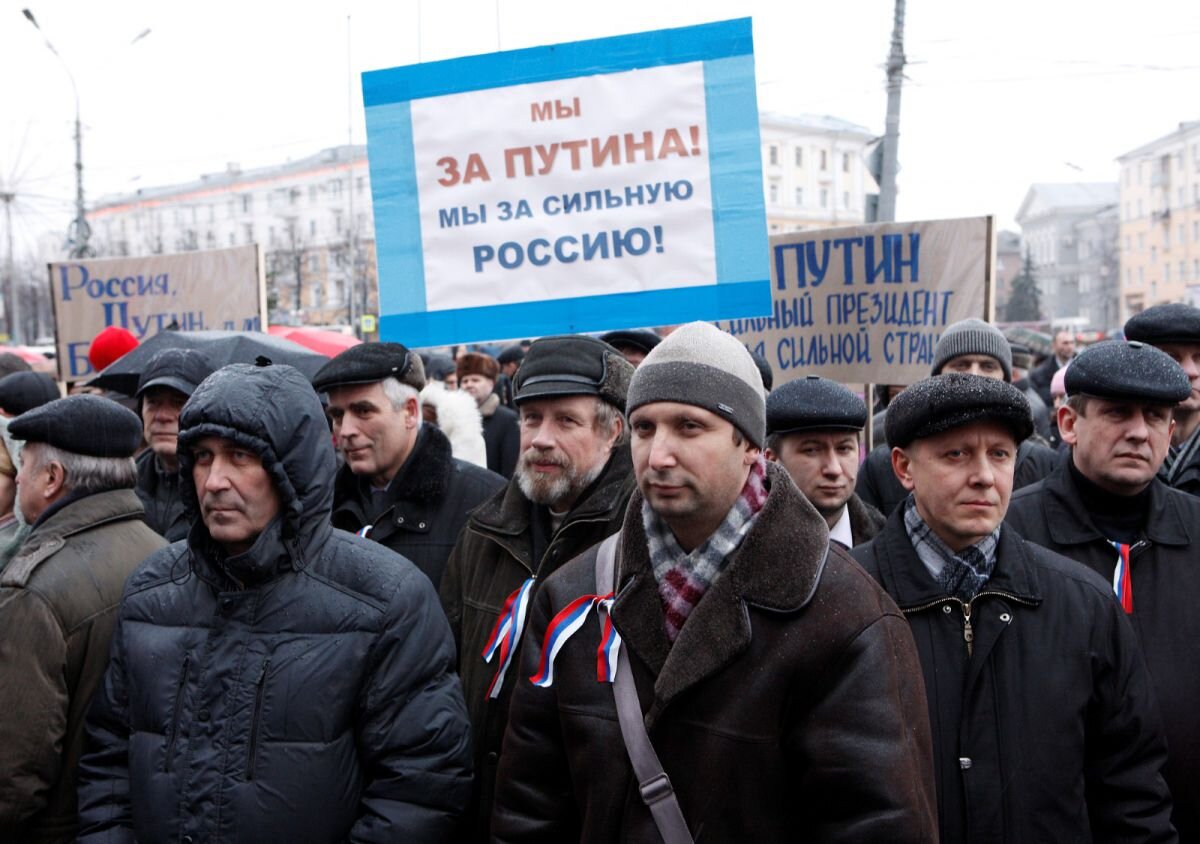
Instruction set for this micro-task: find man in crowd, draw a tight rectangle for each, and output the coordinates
[0,371,60,418]
[1010,341,1053,440]
[0,396,165,842]
[440,335,635,839]
[764,375,884,547]
[78,363,472,842]
[496,345,525,406]
[492,322,936,842]
[853,373,1174,842]
[313,343,504,588]
[856,318,1057,515]
[459,351,520,477]
[600,328,661,367]
[134,349,213,541]
[1007,339,1200,839]
[1124,302,1200,497]
[1030,327,1077,406]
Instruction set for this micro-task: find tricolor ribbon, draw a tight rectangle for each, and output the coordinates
[357,524,373,538]
[1110,541,1133,614]
[482,577,536,698]
[529,592,620,688]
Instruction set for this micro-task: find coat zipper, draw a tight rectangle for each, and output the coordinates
[903,591,1039,659]
[245,659,270,781]
[164,656,190,771]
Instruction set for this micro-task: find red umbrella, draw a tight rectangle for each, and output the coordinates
[267,325,361,357]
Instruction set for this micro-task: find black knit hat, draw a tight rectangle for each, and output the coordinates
[514,335,633,409]
[0,371,60,416]
[886,373,1033,448]
[767,375,866,436]
[931,319,1012,382]
[9,394,143,457]
[136,348,213,399]
[1123,302,1200,345]
[1064,340,1190,404]
[311,342,426,393]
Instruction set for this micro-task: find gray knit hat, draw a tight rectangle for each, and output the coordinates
[931,318,1012,382]
[626,322,766,447]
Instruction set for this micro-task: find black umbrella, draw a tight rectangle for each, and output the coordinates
[87,330,329,396]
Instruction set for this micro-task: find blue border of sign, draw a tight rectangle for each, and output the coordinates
[363,18,770,347]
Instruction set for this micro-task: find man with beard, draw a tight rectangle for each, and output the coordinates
[439,335,635,840]
[764,375,884,547]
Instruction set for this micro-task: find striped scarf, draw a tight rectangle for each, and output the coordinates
[644,455,768,642]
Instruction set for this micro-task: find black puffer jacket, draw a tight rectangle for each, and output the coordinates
[134,449,189,541]
[331,424,504,589]
[78,364,472,843]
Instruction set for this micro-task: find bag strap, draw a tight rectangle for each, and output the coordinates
[595,534,694,844]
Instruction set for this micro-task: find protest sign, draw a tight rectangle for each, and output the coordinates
[714,216,993,386]
[362,18,770,347]
[49,244,265,380]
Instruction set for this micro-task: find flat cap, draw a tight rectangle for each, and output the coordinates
[599,329,662,356]
[0,371,60,416]
[514,335,633,409]
[9,393,142,457]
[1123,302,1200,345]
[136,348,213,398]
[497,345,526,366]
[886,373,1033,448]
[1064,340,1190,404]
[1008,342,1035,372]
[767,375,867,436]
[311,342,426,393]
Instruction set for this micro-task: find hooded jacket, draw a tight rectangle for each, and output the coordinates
[77,364,472,843]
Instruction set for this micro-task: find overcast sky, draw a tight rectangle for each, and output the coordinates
[3,0,1199,259]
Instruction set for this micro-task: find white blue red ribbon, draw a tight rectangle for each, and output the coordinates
[1110,541,1133,614]
[357,524,373,538]
[482,577,535,698]
[529,592,619,688]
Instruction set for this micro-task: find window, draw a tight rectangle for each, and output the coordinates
[795,187,804,205]
[357,176,366,194]
[1126,268,1132,286]
[228,232,235,247]
[309,254,320,272]
[794,147,803,167]
[241,194,253,213]
[1194,259,1199,278]
[1181,261,1188,281]
[1137,199,1143,217]
[1138,267,1144,285]
[1124,235,1131,252]
[1151,246,1157,262]
[1138,233,1145,250]
[768,146,778,166]
[842,153,850,173]
[820,188,829,208]
[820,150,828,171]
[309,186,318,202]
[768,182,779,204]
[1165,264,1170,283]
[311,220,318,237]
[842,191,850,208]
[1194,221,1199,240]
[243,223,254,244]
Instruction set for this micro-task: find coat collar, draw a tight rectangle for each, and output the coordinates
[868,506,1042,612]
[610,462,830,725]
[1038,459,1191,547]
[332,424,454,522]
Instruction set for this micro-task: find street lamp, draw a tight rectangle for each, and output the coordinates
[22,8,91,261]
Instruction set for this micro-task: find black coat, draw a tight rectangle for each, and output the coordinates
[492,462,938,842]
[331,424,505,588]
[1159,428,1200,499]
[134,450,189,542]
[1028,354,1064,408]
[1007,461,1200,841]
[480,400,519,478]
[77,364,472,843]
[846,493,886,547]
[439,447,634,840]
[854,512,1175,843]
[856,438,1060,517]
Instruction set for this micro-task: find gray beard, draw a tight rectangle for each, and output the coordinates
[516,452,605,508]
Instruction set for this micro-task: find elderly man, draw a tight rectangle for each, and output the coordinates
[78,363,472,843]
[313,343,504,588]
[440,335,635,840]
[1007,340,1200,840]
[764,375,884,547]
[134,348,213,541]
[853,373,1174,843]
[492,322,936,842]
[856,318,1057,515]
[0,396,166,842]
[1124,302,1200,497]
[458,351,520,477]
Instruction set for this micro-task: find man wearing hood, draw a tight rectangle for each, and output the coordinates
[77,363,472,843]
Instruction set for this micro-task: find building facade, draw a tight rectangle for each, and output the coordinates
[1116,120,1200,319]
[759,113,875,234]
[1015,183,1120,330]
[87,145,376,327]
[993,229,1021,317]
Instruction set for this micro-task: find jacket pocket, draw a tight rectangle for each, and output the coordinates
[245,659,270,781]
[164,656,190,772]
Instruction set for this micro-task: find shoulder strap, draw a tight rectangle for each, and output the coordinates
[594,534,694,843]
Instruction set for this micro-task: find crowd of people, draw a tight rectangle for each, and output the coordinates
[0,303,1198,842]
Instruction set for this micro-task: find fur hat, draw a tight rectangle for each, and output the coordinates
[456,352,499,381]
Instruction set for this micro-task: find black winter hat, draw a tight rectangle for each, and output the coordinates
[0,371,60,416]
[1064,340,1190,404]
[311,342,426,393]
[886,373,1033,448]
[497,345,525,366]
[599,329,661,356]
[136,348,213,398]
[9,393,142,457]
[766,375,866,436]
[1123,302,1200,345]
[514,335,633,409]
